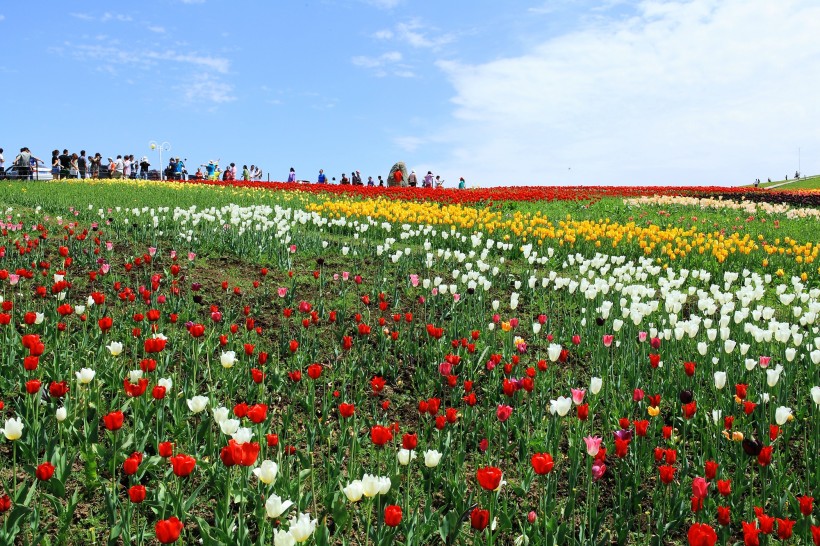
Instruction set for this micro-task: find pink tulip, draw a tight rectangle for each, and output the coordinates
[584,436,602,457]
[638,331,647,342]
[277,287,288,298]
[592,461,606,480]
[571,388,586,405]
[759,356,771,368]
[509,317,519,328]
[602,335,614,347]
[633,388,645,402]
[692,476,710,499]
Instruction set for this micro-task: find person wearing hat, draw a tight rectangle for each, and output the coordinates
[407,170,417,187]
[205,160,216,180]
[458,176,466,189]
[174,157,186,180]
[139,156,151,179]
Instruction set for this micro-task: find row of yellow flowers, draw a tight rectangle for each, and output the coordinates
[306,197,819,275]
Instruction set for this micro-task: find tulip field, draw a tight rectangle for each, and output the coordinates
[1,179,819,546]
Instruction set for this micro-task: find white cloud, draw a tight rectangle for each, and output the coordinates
[177,74,236,103]
[180,0,206,4]
[147,26,166,34]
[363,0,402,9]
[432,0,820,187]
[101,13,133,23]
[376,19,453,50]
[351,51,402,69]
[70,13,96,21]
[0,14,6,22]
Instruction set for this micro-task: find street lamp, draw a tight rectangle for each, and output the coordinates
[149,141,171,180]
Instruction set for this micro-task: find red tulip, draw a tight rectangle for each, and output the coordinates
[339,403,355,419]
[25,379,41,395]
[384,505,402,527]
[155,516,184,543]
[798,496,814,517]
[776,518,795,540]
[307,364,322,380]
[103,411,124,431]
[370,376,386,393]
[470,508,490,530]
[170,454,196,477]
[704,460,718,480]
[717,506,731,526]
[687,523,717,546]
[226,440,260,467]
[370,425,393,446]
[716,479,731,496]
[531,453,554,475]
[476,466,502,491]
[128,485,146,503]
[158,442,174,457]
[0,494,11,513]
[401,433,417,450]
[122,456,140,475]
[247,404,268,424]
[659,465,676,485]
[36,462,55,481]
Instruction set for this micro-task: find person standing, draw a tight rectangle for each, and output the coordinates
[288,167,296,182]
[393,168,404,187]
[423,171,434,188]
[367,176,374,186]
[242,165,250,181]
[112,155,125,178]
[435,175,444,188]
[69,154,80,178]
[318,169,327,184]
[175,158,186,180]
[378,175,384,187]
[458,176,466,189]
[0,148,4,178]
[90,153,101,179]
[407,170,417,187]
[51,150,61,179]
[123,155,132,179]
[14,147,33,179]
[78,150,88,179]
[59,149,71,179]
[139,156,150,179]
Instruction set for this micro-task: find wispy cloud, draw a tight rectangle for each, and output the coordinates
[179,0,206,4]
[177,74,235,103]
[71,12,132,23]
[147,25,166,34]
[362,0,401,9]
[351,51,402,69]
[374,18,454,50]
[432,0,820,187]
[0,14,6,22]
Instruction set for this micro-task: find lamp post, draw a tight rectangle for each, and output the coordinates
[149,141,171,180]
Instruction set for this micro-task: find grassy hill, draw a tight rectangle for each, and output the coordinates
[745,174,820,189]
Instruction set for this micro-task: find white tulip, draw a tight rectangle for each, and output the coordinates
[213,406,230,424]
[549,396,572,417]
[106,341,124,356]
[766,365,783,388]
[532,323,542,335]
[397,449,416,466]
[76,368,96,384]
[288,513,317,543]
[362,474,381,497]
[343,480,364,502]
[128,369,143,384]
[590,377,603,395]
[264,493,293,518]
[232,427,254,444]
[724,339,736,354]
[697,342,708,356]
[187,395,209,413]
[811,350,820,365]
[424,449,442,468]
[158,377,173,390]
[744,359,757,371]
[713,371,726,389]
[254,460,279,484]
[56,407,67,422]
[711,409,722,424]
[219,418,240,436]
[785,348,796,362]
[775,406,792,426]
[547,344,562,362]
[220,351,236,368]
[34,312,44,325]
[3,417,24,440]
[811,386,820,406]
[378,476,391,495]
[273,530,296,546]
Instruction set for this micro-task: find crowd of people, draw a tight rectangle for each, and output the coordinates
[1,146,467,188]
[0,146,265,182]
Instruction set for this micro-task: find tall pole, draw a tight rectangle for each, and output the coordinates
[149,141,171,181]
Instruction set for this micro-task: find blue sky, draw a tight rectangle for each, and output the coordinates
[1,0,818,186]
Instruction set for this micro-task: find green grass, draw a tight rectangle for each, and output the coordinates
[744,174,820,189]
